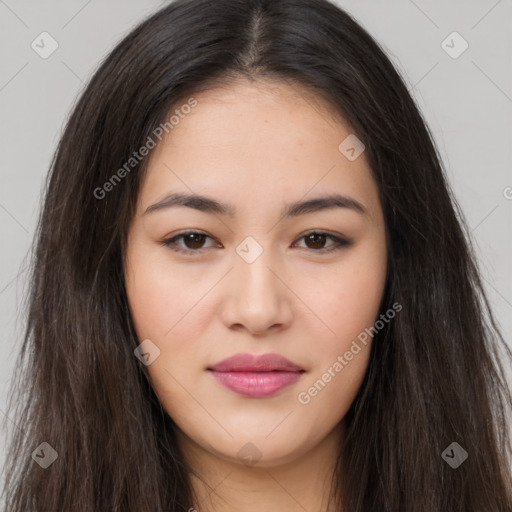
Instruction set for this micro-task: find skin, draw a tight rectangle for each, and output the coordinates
[124,78,388,511]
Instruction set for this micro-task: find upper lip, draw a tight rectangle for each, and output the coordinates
[207,353,304,372]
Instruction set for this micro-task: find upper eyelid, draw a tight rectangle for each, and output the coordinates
[164,230,350,249]
[167,229,344,241]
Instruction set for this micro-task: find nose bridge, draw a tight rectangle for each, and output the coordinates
[233,234,281,297]
[220,233,293,333]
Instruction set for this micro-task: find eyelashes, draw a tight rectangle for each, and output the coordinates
[161,230,353,255]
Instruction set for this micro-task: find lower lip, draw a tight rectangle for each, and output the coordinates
[208,370,303,398]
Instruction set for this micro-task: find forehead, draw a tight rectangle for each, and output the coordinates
[166,78,349,145]
[136,78,381,223]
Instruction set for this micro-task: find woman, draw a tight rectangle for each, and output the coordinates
[2,0,511,510]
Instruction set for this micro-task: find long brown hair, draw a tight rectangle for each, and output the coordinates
[2,0,511,510]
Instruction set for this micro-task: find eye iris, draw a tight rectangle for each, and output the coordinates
[305,233,326,249]
[184,233,206,249]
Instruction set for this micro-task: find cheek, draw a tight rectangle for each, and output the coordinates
[125,250,200,341]
[294,256,386,417]
[305,243,387,346]
[333,264,385,337]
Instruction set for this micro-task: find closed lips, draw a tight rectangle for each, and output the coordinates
[206,353,305,398]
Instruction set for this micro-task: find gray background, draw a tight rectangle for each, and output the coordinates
[1,0,511,472]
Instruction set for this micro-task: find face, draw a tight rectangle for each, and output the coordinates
[124,78,387,468]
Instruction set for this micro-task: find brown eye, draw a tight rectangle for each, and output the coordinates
[304,233,328,250]
[180,232,208,250]
[162,231,218,254]
[162,230,352,256]
[294,231,352,252]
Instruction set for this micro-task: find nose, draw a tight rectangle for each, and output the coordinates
[219,244,294,336]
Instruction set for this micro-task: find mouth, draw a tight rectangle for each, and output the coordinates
[206,352,305,398]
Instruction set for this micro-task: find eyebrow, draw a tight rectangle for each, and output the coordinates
[143,192,367,218]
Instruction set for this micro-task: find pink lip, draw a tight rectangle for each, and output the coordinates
[207,353,305,398]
